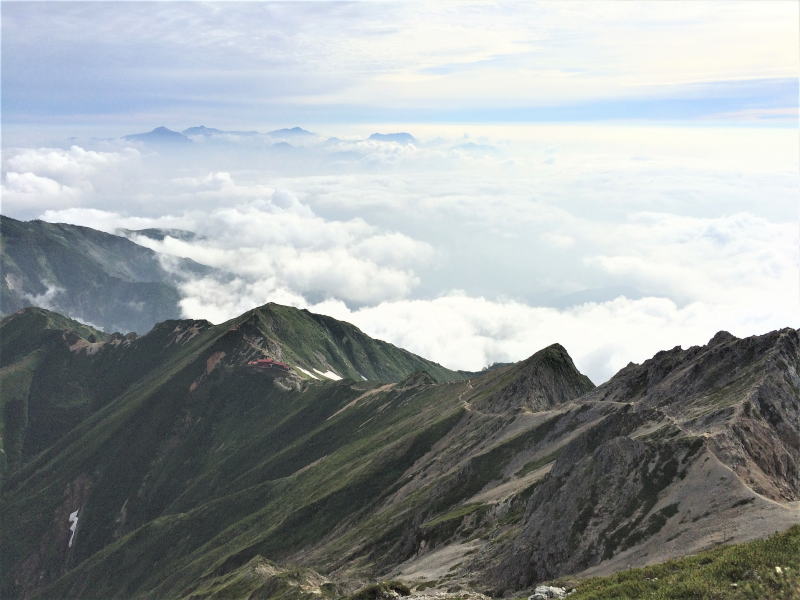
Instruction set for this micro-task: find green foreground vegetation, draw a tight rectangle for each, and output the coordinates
[566,525,800,600]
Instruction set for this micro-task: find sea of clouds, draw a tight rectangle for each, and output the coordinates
[2,123,797,382]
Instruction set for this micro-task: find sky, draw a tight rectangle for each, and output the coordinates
[2,1,799,382]
[3,1,798,132]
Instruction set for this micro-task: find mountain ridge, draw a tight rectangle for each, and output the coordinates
[0,303,796,599]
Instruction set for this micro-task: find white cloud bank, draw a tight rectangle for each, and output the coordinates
[310,292,794,385]
[170,207,800,382]
[13,123,799,383]
[2,146,139,212]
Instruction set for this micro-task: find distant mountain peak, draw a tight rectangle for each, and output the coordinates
[267,126,315,137]
[475,342,594,413]
[519,342,584,374]
[182,125,259,137]
[368,132,416,144]
[0,216,208,333]
[216,301,461,384]
[123,126,191,144]
[182,125,223,136]
[529,342,569,359]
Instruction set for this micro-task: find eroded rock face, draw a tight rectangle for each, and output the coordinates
[487,418,701,588]
[483,328,800,590]
[475,344,595,414]
[589,328,800,502]
[725,330,800,500]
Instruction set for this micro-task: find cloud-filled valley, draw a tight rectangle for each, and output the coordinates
[3,123,796,382]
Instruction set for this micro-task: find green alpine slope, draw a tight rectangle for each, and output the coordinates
[565,524,799,600]
[0,215,210,333]
[0,303,593,599]
[221,302,462,384]
[0,308,110,477]
[1,304,797,600]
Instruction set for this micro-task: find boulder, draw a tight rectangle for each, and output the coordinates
[528,585,568,599]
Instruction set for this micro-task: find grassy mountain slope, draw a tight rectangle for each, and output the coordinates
[0,215,210,333]
[0,308,110,477]
[0,304,592,599]
[565,524,799,600]
[221,303,461,383]
[0,305,797,600]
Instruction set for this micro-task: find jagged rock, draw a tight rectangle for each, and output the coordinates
[529,585,568,599]
[484,327,800,589]
[474,343,595,413]
[709,330,737,346]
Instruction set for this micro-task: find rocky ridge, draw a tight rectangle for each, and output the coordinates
[0,305,797,599]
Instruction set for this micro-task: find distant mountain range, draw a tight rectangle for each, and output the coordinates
[121,125,319,145]
[1,295,797,598]
[120,125,417,146]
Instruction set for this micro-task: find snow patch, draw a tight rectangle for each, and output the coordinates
[295,366,320,379]
[313,368,342,381]
[68,509,79,548]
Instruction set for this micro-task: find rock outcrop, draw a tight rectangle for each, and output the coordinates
[1,309,797,599]
[482,328,800,590]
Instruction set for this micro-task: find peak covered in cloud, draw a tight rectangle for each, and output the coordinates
[182,126,224,136]
[43,172,434,308]
[369,132,416,144]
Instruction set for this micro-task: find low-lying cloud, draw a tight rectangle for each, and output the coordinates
[2,145,139,212]
[8,123,798,382]
[308,293,792,384]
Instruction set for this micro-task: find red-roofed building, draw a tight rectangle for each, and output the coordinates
[247,358,290,371]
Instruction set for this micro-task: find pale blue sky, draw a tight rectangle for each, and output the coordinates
[2,1,797,134]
